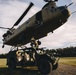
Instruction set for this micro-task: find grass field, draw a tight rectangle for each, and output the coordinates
[0,57,76,75]
[0,57,76,67]
[59,57,76,66]
[0,59,41,75]
[0,59,7,68]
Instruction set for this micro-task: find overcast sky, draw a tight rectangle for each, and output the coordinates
[0,0,76,54]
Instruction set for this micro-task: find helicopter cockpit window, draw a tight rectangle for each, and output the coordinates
[49,6,57,12]
[57,6,66,11]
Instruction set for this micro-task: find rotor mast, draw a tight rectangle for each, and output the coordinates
[44,0,58,2]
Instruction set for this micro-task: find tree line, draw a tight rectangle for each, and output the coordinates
[0,46,76,58]
[0,54,7,58]
[48,46,76,57]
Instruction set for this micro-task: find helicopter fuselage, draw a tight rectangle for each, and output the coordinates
[3,1,70,46]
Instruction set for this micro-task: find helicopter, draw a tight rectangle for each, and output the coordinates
[0,0,74,74]
[0,0,72,48]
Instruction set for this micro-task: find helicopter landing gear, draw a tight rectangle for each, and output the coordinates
[35,11,43,27]
[2,44,5,48]
[10,45,27,51]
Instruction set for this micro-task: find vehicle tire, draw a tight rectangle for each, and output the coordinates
[52,63,58,70]
[8,58,16,70]
[38,59,52,74]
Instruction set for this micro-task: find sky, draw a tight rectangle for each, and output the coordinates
[0,0,76,54]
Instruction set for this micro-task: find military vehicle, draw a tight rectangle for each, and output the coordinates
[7,46,59,74]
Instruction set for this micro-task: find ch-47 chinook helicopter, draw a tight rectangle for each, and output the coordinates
[0,0,72,47]
[0,0,74,74]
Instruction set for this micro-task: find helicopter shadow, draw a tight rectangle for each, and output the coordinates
[0,67,60,75]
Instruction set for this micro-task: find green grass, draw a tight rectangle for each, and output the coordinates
[59,57,76,66]
[0,58,76,75]
[0,59,42,75]
[0,59,8,68]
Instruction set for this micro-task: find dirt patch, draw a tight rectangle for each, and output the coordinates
[58,63,76,75]
[0,64,76,75]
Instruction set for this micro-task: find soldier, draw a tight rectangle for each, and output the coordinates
[30,37,39,49]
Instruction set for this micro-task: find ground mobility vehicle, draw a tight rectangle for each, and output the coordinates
[7,46,59,74]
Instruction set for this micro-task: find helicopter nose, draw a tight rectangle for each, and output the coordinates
[62,7,70,17]
[58,6,70,17]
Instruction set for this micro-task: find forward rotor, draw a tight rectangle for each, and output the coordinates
[0,2,34,30]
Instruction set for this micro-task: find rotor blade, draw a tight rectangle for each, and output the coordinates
[0,27,10,29]
[13,2,34,27]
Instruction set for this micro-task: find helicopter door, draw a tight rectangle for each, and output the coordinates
[35,11,43,25]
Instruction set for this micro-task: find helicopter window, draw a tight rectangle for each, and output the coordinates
[58,6,65,10]
[26,20,29,24]
[36,11,42,22]
[49,6,56,12]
